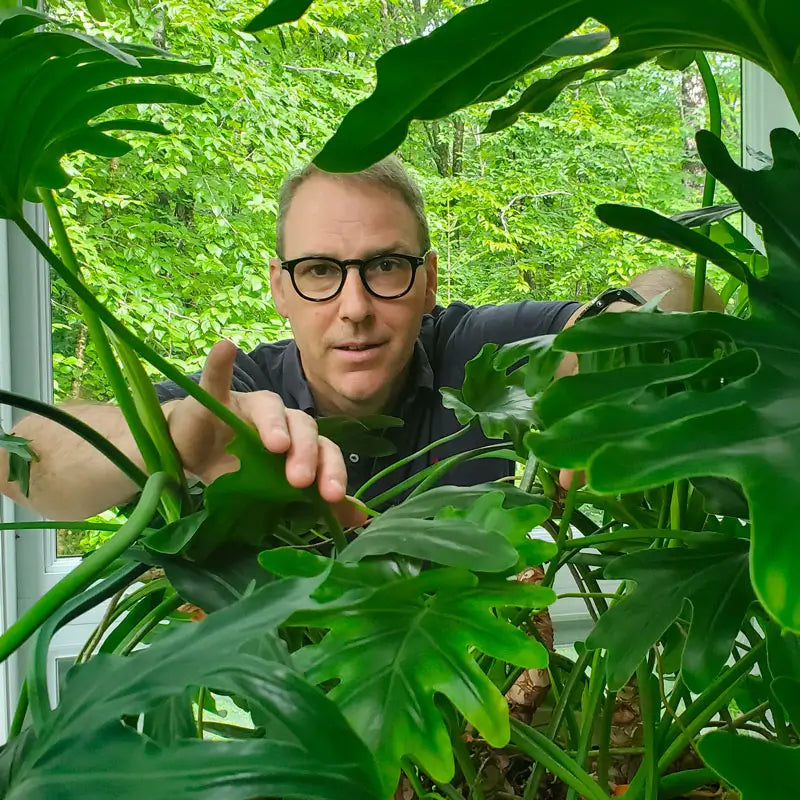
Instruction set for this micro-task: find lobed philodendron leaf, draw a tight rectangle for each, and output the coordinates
[441,336,564,452]
[0,7,208,219]
[293,568,555,793]
[528,129,800,631]
[186,435,317,561]
[698,732,800,800]
[3,573,382,799]
[341,482,553,573]
[316,0,800,171]
[585,541,754,692]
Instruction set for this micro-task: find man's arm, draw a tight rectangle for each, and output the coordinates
[0,403,147,520]
[0,341,350,520]
[556,267,724,377]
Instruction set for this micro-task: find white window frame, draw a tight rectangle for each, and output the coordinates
[741,62,798,245]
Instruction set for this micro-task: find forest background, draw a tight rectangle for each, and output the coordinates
[48,0,741,403]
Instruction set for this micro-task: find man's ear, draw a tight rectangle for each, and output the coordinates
[269,257,289,318]
[423,250,438,313]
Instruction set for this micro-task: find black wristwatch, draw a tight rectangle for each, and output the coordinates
[575,287,647,322]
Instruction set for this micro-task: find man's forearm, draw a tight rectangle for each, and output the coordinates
[0,403,151,520]
[556,267,724,377]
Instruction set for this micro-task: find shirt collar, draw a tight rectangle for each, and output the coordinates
[283,338,434,417]
[284,341,317,414]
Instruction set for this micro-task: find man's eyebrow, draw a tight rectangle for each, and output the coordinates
[290,243,418,261]
[362,243,417,259]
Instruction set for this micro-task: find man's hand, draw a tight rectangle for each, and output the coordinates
[167,341,349,505]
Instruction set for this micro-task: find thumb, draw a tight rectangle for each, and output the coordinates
[199,340,237,404]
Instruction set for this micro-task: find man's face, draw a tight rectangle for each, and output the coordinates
[269,174,438,417]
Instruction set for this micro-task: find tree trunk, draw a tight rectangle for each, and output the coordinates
[69,322,87,399]
[680,67,706,190]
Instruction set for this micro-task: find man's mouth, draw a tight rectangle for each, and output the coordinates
[335,343,383,351]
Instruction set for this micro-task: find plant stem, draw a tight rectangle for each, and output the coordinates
[692,52,722,312]
[118,591,182,655]
[401,758,428,798]
[596,689,617,793]
[558,529,724,550]
[76,586,126,663]
[742,618,791,743]
[512,719,608,800]
[354,425,469,499]
[543,477,579,587]
[407,443,512,498]
[524,649,592,799]
[0,390,146,487]
[519,455,539,494]
[630,642,765,798]
[12,214,261,449]
[322,505,347,553]
[451,724,485,800]
[0,472,167,664]
[565,650,606,800]
[38,189,162,473]
[9,682,28,739]
[197,686,207,739]
[0,520,123,532]
[636,661,659,800]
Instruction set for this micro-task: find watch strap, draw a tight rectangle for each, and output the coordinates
[575,287,647,322]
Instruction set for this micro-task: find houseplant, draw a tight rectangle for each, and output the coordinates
[0,1,798,798]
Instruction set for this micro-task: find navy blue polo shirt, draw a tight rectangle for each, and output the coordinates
[155,300,579,506]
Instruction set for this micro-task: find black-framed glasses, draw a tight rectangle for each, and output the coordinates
[280,252,428,302]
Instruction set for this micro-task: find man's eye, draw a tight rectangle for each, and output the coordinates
[299,261,338,278]
[371,257,403,273]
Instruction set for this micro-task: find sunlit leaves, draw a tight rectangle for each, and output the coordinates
[318,0,800,170]
[0,7,208,218]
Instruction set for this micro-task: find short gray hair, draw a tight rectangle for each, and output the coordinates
[275,155,431,258]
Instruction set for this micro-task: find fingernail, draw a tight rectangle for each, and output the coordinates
[329,477,345,495]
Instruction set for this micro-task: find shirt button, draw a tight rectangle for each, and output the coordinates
[348,453,360,464]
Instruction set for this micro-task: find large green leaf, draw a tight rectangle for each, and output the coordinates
[4,573,382,800]
[0,10,208,218]
[245,0,314,31]
[528,130,800,631]
[187,435,318,561]
[317,414,403,458]
[294,568,555,791]
[585,541,754,692]
[441,336,563,451]
[316,0,800,171]
[341,484,552,573]
[698,731,800,800]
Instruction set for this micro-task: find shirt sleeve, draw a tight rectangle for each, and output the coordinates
[434,300,581,366]
[153,348,270,402]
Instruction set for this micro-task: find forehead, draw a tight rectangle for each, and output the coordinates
[281,174,419,259]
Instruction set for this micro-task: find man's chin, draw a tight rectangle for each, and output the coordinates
[331,378,390,415]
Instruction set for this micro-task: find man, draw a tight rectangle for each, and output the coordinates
[0,157,714,519]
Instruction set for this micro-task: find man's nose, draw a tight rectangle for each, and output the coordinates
[337,266,374,323]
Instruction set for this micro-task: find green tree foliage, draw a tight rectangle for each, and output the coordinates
[49,0,739,401]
